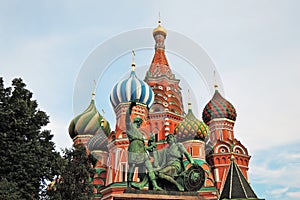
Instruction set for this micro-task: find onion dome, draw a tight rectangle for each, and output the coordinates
[153,20,167,37]
[69,93,111,140]
[202,89,237,124]
[174,103,208,142]
[110,64,154,109]
[87,128,108,152]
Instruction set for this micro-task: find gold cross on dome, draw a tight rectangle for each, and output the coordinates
[131,50,136,71]
[92,80,96,99]
[213,70,218,89]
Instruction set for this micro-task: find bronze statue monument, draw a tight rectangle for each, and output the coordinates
[126,101,205,192]
[125,101,162,191]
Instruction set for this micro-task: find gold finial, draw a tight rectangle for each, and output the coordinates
[153,13,167,37]
[131,50,136,71]
[187,89,192,110]
[230,154,236,161]
[92,80,96,100]
[213,70,218,90]
[100,109,105,127]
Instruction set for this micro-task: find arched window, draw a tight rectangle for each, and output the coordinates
[222,157,226,164]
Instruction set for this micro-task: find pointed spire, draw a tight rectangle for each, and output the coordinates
[220,158,259,199]
[150,18,169,68]
[131,50,136,71]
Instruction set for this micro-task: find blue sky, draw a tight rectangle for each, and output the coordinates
[1,1,300,199]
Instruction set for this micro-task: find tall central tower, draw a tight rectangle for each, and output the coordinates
[145,21,184,142]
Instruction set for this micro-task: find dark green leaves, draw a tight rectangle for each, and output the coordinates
[0,78,61,200]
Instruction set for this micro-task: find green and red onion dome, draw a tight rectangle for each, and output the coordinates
[202,89,237,124]
[174,104,208,142]
[68,98,111,140]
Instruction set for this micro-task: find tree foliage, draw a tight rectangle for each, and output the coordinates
[0,178,22,200]
[0,78,62,199]
[47,144,97,200]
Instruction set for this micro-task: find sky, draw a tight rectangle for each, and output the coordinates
[1,1,300,199]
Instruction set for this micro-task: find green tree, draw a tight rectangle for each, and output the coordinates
[0,178,22,200]
[47,144,97,200]
[0,78,62,199]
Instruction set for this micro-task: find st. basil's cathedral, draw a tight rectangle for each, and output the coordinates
[68,21,261,200]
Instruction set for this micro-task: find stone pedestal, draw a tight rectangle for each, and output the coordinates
[114,189,205,200]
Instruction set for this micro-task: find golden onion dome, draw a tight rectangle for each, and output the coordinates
[153,20,167,37]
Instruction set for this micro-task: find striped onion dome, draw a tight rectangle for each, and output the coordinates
[202,89,237,124]
[68,96,111,139]
[110,70,154,109]
[174,103,208,142]
[87,128,108,152]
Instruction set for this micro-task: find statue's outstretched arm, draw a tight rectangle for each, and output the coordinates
[178,143,195,164]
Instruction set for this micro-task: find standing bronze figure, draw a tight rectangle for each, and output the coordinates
[126,101,162,191]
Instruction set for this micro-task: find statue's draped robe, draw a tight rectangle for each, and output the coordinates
[153,143,186,177]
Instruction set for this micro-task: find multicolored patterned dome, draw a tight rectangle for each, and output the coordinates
[69,97,111,139]
[174,104,208,142]
[87,128,108,152]
[110,70,154,109]
[202,89,237,124]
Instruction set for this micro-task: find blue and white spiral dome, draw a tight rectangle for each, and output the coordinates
[110,70,154,109]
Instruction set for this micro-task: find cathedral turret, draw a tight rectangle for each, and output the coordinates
[69,88,110,146]
[202,86,236,142]
[203,86,251,191]
[145,21,184,143]
[202,88,237,124]
[106,53,155,187]
[174,101,208,161]
[109,53,154,135]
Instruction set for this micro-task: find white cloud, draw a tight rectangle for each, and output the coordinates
[284,153,300,160]
[287,191,300,198]
[251,156,300,186]
[267,187,289,196]
[249,143,300,199]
